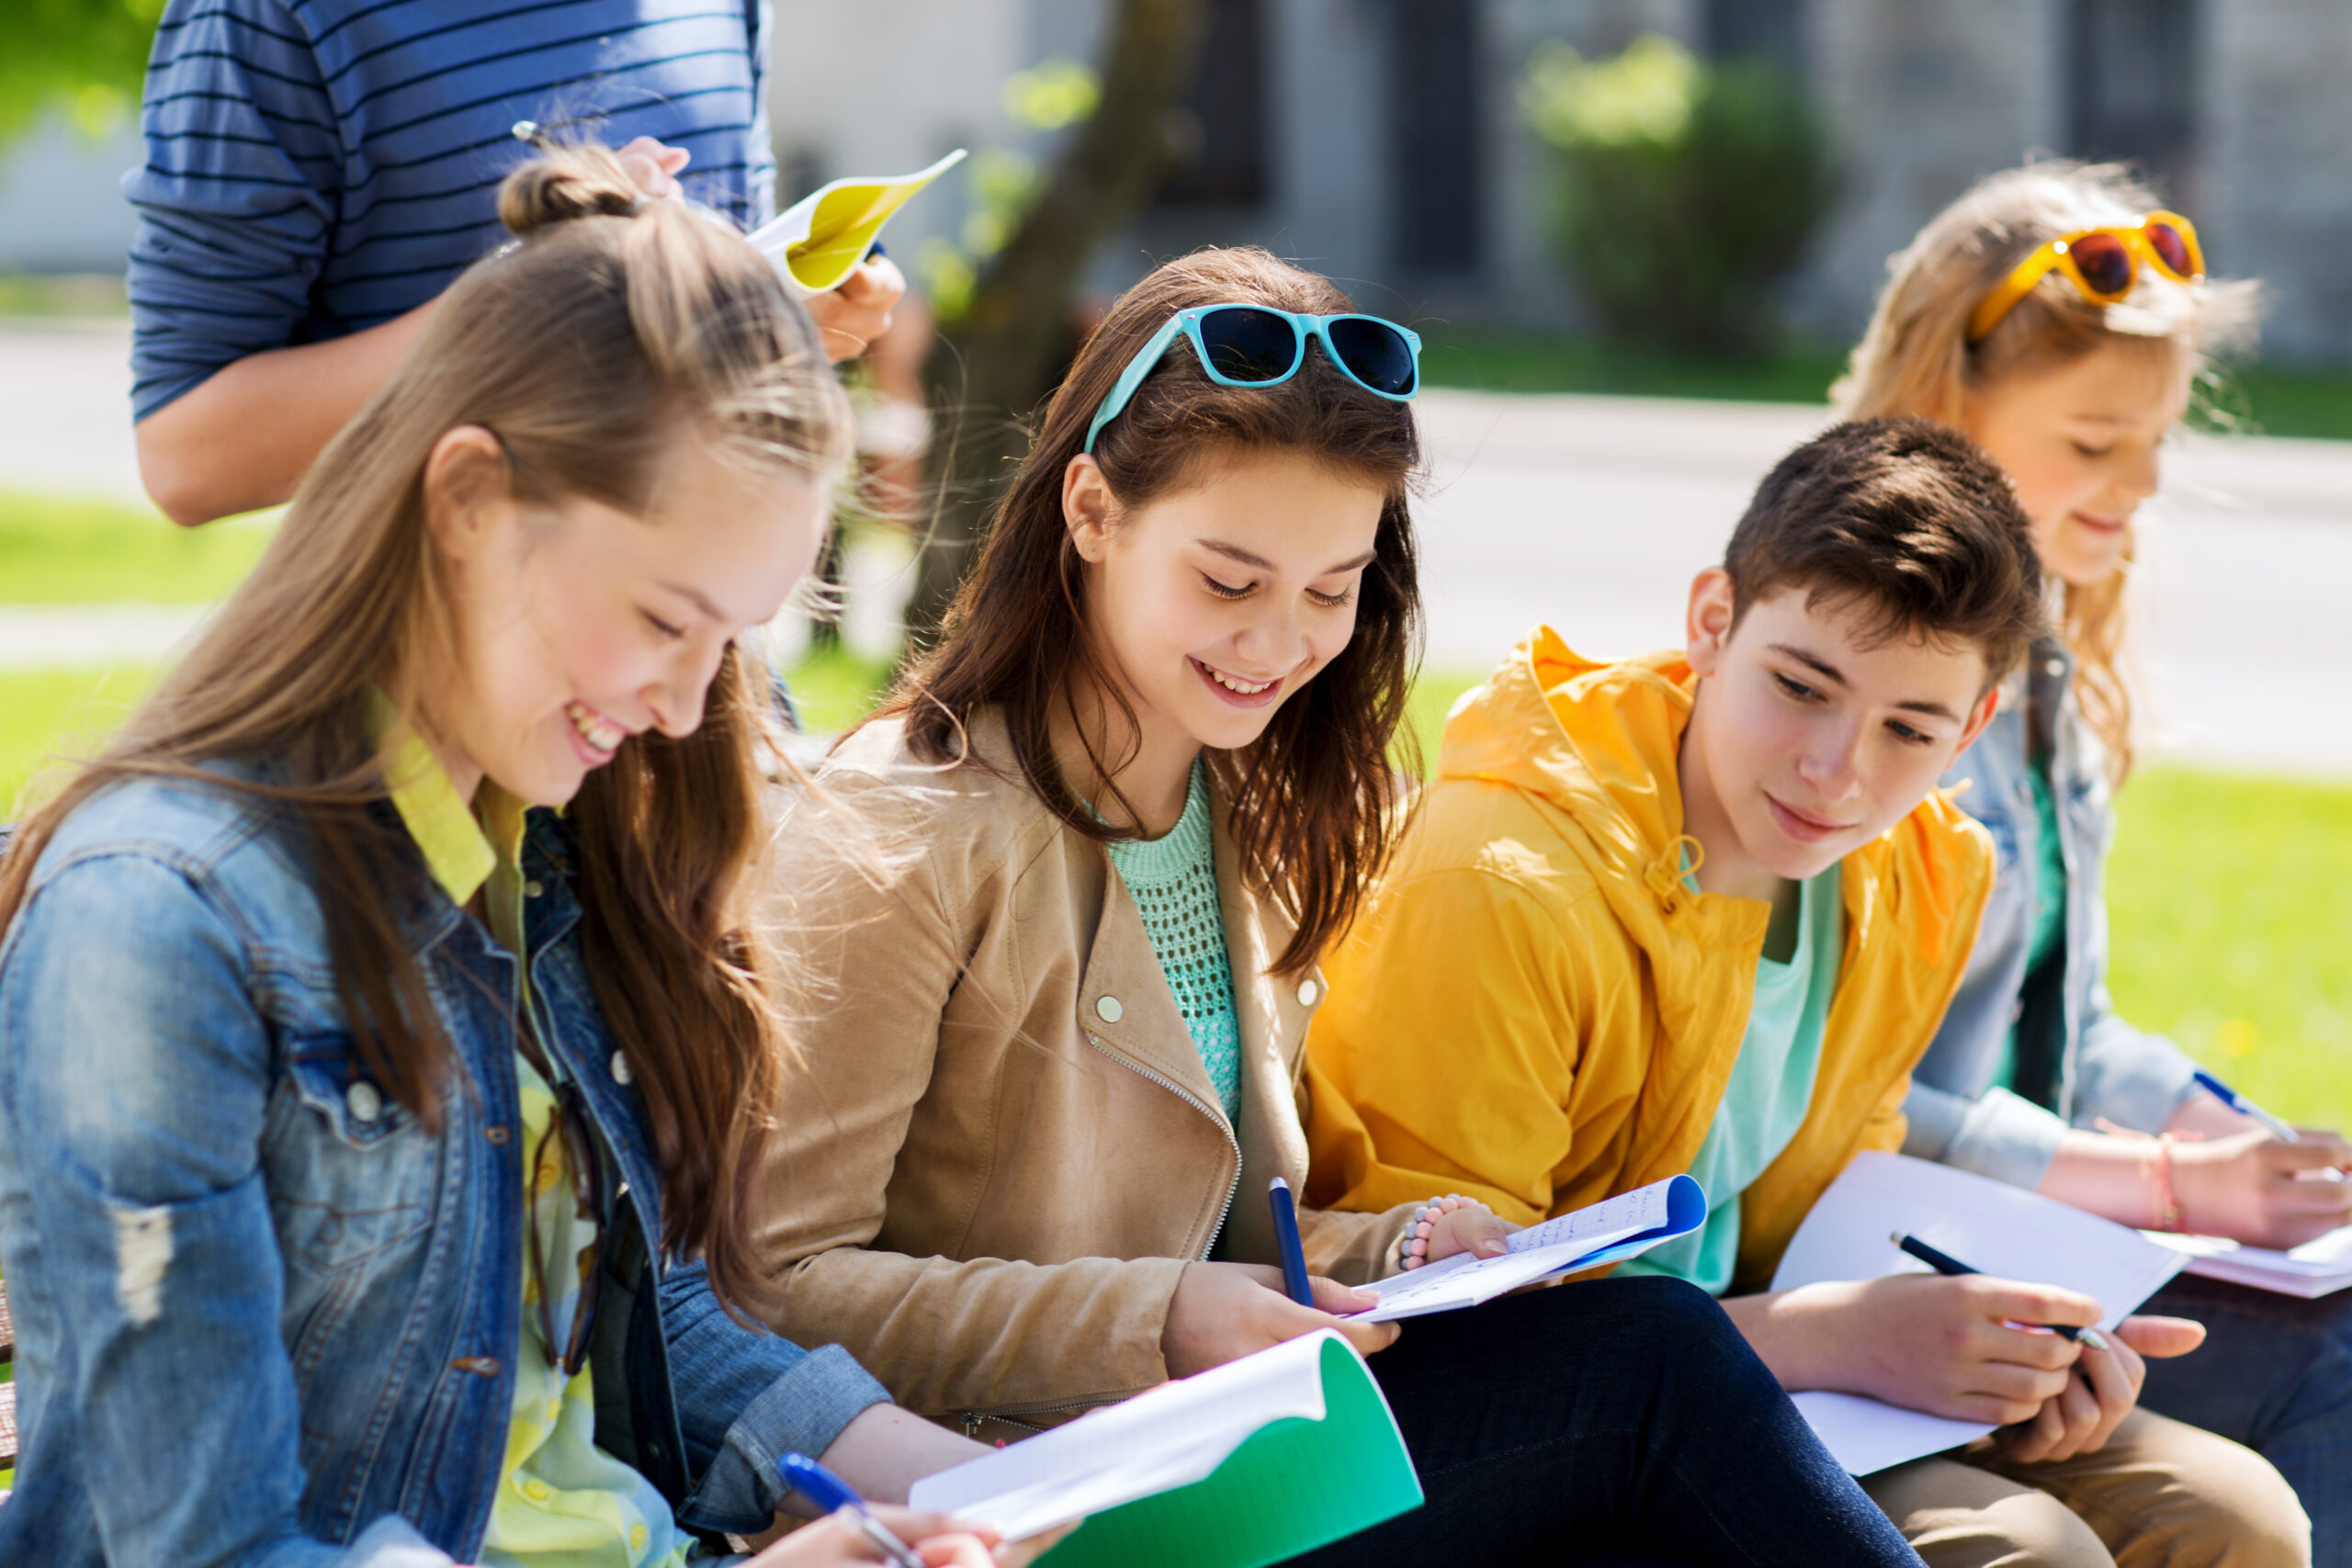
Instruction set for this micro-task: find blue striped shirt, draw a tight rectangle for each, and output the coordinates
[127,0,774,419]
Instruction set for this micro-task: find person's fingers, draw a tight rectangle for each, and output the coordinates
[1306,1273,1379,1314]
[1332,1316,1400,1358]
[868,1506,995,1544]
[2072,1335,2138,1453]
[2044,1361,2108,1461]
[2113,1314,2205,1359]
[1427,1206,1510,1262]
[1973,1278,2103,1329]
[2270,1172,2352,1217]
[990,1522,1080,1567]
[837,254,909,310]
[1955,1387,2051,1427]
[612,137,687,203]
[916,1535,996,1568]
[805,289,887,364]
[1996,1395,2069,1464]
[1970,1356,2074,1412]
[1981,1321,2082,1372]
[2267,1134,2352,1169]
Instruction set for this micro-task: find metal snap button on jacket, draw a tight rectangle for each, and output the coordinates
[345,1080,382,1122]
[1296,979,1319,1007]
[1094,996,1124,1023]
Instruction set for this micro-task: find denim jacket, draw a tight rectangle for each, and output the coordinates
[0,767,890,1567]
[1903,638,2199,1190]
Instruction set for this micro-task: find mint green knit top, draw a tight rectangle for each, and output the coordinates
[1102,760,1243,1121]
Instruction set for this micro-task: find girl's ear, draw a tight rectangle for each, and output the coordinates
[423,424,515,563]
[1062,453,1115,564]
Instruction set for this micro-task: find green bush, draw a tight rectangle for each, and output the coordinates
[1521,35,1838,355]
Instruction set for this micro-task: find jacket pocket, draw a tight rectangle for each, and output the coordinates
[263,1036,441,1273]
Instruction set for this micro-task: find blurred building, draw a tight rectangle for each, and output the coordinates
[774,0,2352,362]
[0,116,142,276]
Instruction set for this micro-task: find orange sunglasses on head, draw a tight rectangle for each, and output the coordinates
[1967,211,2206,344]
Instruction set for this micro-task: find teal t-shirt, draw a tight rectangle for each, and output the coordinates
[1102,760,1244,1121]
[1988,756,2068,1091]
[1621,864,1843,1295]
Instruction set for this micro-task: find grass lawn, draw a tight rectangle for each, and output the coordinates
[1415,324,2352,444]
[0,491,276,604]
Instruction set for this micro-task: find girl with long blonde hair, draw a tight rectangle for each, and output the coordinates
[1838,162,2351,1562]
[0,145,1045,1568]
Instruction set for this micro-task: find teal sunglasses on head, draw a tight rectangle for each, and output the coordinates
[1083,303,1422,453]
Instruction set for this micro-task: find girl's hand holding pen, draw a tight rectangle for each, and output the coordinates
[1160,1261,1397,1377]
[744,1505,1055,1567]
[2169,1126,2352,1250]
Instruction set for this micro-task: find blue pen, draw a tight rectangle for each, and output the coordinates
[1889,1232,2107,1348]
[777,1452,925,1568]
[2193,1068,2301,1144]
[1269,1177,1315,1306]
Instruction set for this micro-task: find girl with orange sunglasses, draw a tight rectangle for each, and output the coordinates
[1838,162,2351,1566]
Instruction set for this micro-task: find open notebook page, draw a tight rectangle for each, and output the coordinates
[1772,1153,2188,1474]
[2148,1223,2352,1299]
[1347,1174,1704,1324]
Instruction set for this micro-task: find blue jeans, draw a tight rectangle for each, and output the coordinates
[2141,1273,2352,1568]
[1289,1277,1922,1567]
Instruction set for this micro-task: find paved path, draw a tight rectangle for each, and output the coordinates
[1411,390,2352,779]
[3,324,2348,776]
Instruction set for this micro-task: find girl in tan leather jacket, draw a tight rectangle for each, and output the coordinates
[750,246,1926,1566]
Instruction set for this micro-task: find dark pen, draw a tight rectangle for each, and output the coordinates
[1889,1231,2109,1348]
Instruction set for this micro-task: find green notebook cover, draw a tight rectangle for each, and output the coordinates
[1032,1336,1422,1568]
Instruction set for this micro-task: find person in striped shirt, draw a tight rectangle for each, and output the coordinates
[126,0,903,526]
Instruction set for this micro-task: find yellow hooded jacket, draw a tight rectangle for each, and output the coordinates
[1304,629,1995,1291]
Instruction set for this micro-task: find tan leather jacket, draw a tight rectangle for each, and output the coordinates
[752,712,1418,1433]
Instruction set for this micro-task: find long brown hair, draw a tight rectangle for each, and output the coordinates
[0,145,851,1311]
[1831,162,2259,780]
[884,247,1422,976]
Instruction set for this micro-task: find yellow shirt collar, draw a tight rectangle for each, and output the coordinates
[368,690,525,906]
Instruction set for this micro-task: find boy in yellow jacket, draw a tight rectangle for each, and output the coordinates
[1306,418,2307,1567]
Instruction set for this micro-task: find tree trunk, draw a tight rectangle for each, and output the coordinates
[906,0,1208,645]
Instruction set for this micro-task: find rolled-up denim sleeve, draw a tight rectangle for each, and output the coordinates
[127,0,340,419]
[2071,994,2200,1135]
[0,853,447,1568]
[1903,1079,2070,1190]
[658,1259,893,1534]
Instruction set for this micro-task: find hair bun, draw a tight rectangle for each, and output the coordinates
[499,144,643,238]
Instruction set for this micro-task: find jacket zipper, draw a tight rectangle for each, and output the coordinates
[944,1038,1240,1439]
[1082,1031,1241,1262]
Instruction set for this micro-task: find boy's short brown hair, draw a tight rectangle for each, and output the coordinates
[1725,416,2046,687]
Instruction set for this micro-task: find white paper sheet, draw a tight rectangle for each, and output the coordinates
[908,1329,1338,1541]
[1770,1153,2189,1474]
[1346,1174,1703,1324]
[2147,1223,2352,1298]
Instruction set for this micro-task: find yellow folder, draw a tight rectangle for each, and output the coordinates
[748,149,967,296]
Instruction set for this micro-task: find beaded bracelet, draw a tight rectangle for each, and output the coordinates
[1398,1193,1493,1270]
